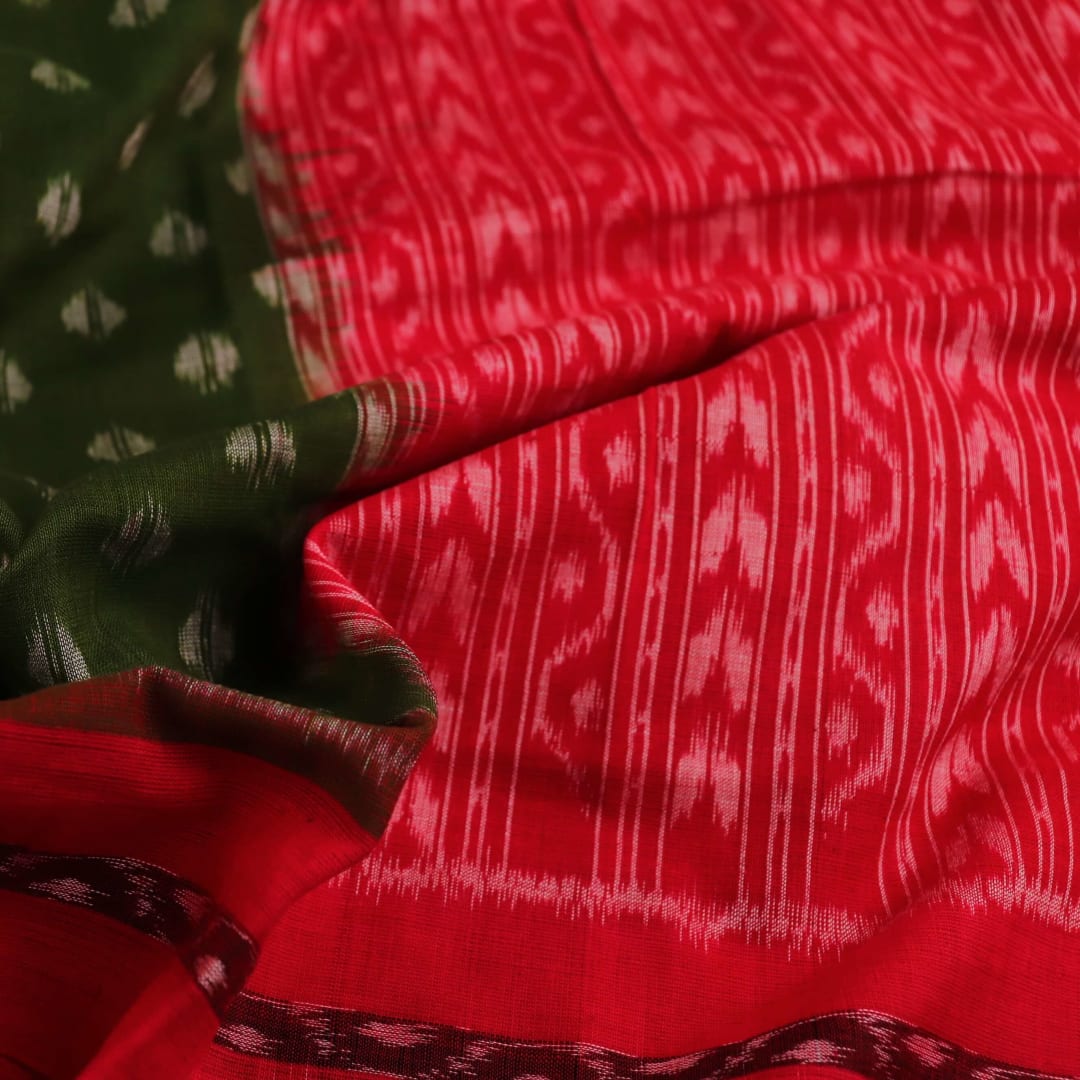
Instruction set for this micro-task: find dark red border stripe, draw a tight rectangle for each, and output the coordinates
[0,844,256,1016]
[217,996,1070,1079]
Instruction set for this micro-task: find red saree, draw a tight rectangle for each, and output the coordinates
[3,0,1080,1077]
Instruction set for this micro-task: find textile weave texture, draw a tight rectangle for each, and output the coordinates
[1,0,1080,1077]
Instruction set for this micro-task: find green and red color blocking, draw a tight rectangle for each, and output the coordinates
[0,2,433,1073]
[6,0,1080,1078]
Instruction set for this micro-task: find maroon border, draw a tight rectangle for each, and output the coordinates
[217,993,1070,1079]
[0,843,256,1015]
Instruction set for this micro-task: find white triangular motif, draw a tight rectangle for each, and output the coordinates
[282,261,319,312]
[36,174,81,244]
[250,265,283,307]
[224,158,250,196]
[0,353,32,414]
[149,210,208,259]
[61,286,127,340]
[178,590,234,681]
[178,54,216,117]
[118,118,151,170]
[225,421,296,490]
[27,616,90,686]
[30,60,90,93]
[86,427,156,462]
[173,333,240,394]
[108,0,168,28]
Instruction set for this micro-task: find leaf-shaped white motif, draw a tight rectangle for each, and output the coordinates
[30,876,100,905]
[173,332,240,394]
[102,497,172,571]
[27,617,90,686]
[179,591,234,681]
[108,0,168,28]
[282,261,318,313]
[671,734,742,830]
[61,286,127,340]
[118,118,151,170]
[0,352,32,414]
[149,210,208,258]
[37,174,81,244]
[178,54,216,117]
[250,265,282,307]
[265,206,295,244]
[225,420,296,490]
[30,60,90,93]
[86,427,156,462]
[223,157,250,196]
[968,499,1031,598]
[247,137,284,185]
[603,434,634,486]
[217,1024,273,1056]
[929,733,989,817]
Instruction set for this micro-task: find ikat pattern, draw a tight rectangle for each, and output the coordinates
[247,0,1080,946]
[222,1,1080,1075]
[3,0,1080,1075]
[218,997,1070,1080]
[0,0,302,489]
[0,1,440,1075]
[0,844,257,1015]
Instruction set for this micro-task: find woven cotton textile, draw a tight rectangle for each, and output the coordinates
[2,1,1080,1077]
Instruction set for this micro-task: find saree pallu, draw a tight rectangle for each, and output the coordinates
[1,0,1080,1077]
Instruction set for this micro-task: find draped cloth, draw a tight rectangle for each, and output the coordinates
[2,0,1080,1076]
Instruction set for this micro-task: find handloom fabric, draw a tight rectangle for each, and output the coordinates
[3,0,1080,1077]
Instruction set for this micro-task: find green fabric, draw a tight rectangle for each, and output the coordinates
[0,0,434,812]
[0,0,303,487]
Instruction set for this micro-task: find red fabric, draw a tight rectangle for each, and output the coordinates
[0,675,378,927]
[10,0,1080,1076]
[0,671,383,1075]
[205,1,1080,1077]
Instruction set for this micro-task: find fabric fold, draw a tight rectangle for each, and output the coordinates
[0,2,438,1074]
